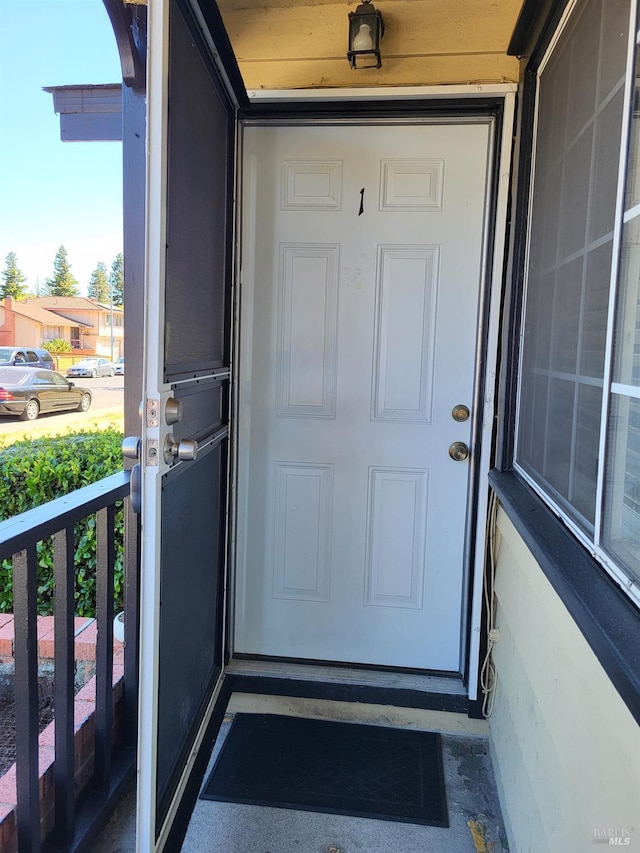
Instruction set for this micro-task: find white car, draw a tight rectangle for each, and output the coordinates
[67,358,115,378]
[113,357,125,376]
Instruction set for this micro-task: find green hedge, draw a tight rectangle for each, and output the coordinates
[0,429,124,616]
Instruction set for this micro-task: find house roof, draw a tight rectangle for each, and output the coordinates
[22,297,123,313]
[9,303,91,328]
[40,310,96,326]
[94,301,124,313]
[42,84,123,142]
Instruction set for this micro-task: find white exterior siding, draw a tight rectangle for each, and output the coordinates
[490,509,640,853]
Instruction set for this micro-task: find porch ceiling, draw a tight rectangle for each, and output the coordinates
[216,0,525,90]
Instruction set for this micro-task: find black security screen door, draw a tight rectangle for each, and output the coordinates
[138,0,241,847]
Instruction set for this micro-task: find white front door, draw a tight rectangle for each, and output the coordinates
[235,121,489,671]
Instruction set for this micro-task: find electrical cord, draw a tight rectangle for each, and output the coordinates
[480,489,500,717]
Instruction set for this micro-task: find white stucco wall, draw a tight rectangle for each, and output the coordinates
[489,508,640,853]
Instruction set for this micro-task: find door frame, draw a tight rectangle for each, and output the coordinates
[228,87,516,700]
[140,14,514,837]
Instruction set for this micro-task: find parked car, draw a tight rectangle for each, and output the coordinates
[113,357,124,375]
[0,347,55,370]
[67,358,114,378]
[0,367,91,421]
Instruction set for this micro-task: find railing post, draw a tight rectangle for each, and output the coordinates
[0,473,134,850]
[94,506,115,789]
[53,527,76,840]
[13,544,41,853]
[124,497,141,748]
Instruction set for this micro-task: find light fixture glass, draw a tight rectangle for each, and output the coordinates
[347,0,384,69]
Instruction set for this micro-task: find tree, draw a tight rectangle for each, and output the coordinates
[44,246,79,297]
[110,252,124,307]
[1,252,27,300]
[87,262,110,302]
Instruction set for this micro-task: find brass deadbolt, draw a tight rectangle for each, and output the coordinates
[452,404,470,422]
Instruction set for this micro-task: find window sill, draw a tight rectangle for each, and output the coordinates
[489,468,640,725]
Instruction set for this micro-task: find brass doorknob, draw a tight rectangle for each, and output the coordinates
[448,441,469,461]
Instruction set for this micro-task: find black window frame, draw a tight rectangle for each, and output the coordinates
[493,0,640,724]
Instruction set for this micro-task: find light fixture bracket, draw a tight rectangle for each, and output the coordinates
[347,0,384,70]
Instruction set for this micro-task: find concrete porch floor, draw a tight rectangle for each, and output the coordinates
[93,695,509,852]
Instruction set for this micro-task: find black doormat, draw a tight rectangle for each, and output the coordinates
[201,713,448,827]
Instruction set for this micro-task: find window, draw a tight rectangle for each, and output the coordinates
[516,0,640,600]
[603,43,640,585]
[33,373,53,385]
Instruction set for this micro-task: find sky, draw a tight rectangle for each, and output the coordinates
[0,0,123,296]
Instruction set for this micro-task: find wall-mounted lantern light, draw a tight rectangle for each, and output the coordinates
[347,0,384,69]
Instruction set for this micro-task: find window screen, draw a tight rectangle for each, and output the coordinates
[517,0,629,534]
[603,48,640,581]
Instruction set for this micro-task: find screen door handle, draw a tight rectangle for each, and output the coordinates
[130,463,142,514]
[164,434,198,463]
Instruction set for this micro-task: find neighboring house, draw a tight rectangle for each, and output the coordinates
[21,0,640,851]
[21,296,124,357]
[0,297,91,349]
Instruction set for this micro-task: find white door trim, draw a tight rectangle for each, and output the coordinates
[230,89,515,702]
[466,91,516,700]
[139,1,238,848]
[137,0,169,845]
[246,84,518,102]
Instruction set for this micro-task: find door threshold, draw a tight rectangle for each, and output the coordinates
[225,658,470,714]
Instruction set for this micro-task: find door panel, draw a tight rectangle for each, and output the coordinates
[236,123,489,672]
[156,441,226,822]
[164,2,231,378]
[138,0,234,847]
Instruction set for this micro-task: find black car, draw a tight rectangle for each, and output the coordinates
[0,367,92,421]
